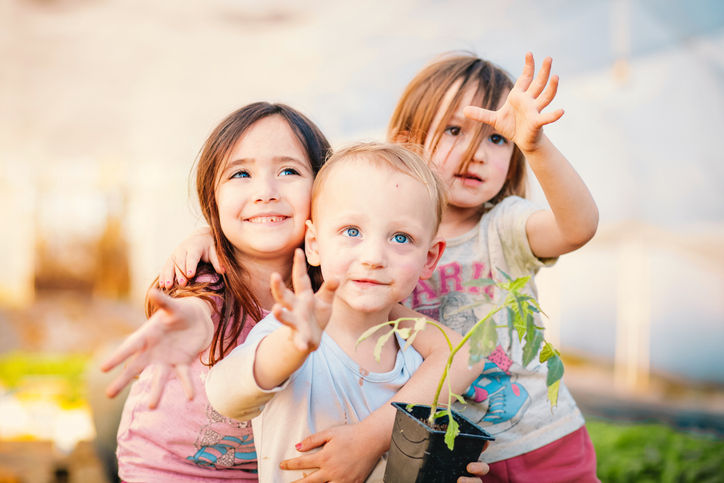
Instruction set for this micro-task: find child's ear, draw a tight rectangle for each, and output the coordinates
[420,238,445,280]
[304,220,321,267]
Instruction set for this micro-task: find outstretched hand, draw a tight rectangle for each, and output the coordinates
[159,226,222,289]
[270,248,338,353]
[464,52,563,154]
[100,289,213,408]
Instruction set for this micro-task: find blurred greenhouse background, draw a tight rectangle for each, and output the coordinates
[1,0,723,481]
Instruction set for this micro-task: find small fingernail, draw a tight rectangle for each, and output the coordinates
[295,443,302,450]
[187,270,193,276]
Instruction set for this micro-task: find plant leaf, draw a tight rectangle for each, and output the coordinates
[451,392,466,405]
[539,342,560,363]
[522,315,544,367]
[356,322,388,348]
[547,378,561,407]
[469,318,498,363]
[444,411,460,451]
[546,354,564,386]
[373,329,395,363]
[496,268,513,281]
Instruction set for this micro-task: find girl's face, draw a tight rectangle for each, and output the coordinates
[215,115,314,264]
[424,84,514,211]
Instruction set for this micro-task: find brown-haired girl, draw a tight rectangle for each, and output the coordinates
[101,103,486,481]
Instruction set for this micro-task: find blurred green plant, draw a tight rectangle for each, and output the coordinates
[587,418,724,482]
[0,351,89,406]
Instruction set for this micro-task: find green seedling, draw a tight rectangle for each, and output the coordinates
[357,269,563,450]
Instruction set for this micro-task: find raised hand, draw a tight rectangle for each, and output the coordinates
[158,226,223,289]
[464,52,564,153]
[270,249,338,353]
[100,290,214,408]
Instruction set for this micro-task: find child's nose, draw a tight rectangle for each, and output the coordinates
[254,178,280,203]
[359,239,386,268]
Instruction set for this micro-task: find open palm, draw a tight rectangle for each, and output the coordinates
[464,52,564,153]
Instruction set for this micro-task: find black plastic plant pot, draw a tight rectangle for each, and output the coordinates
[384,402,494,483]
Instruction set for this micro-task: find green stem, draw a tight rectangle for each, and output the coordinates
[426,305,505,427]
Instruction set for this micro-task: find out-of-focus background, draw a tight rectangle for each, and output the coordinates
[1,0,723,481]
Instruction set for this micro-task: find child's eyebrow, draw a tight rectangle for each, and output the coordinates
[224,156,308,170]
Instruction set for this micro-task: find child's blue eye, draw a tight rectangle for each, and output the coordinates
[489,134,508,145]
[393,233,410,244]
[343,227,360,237]
[280,168,300,176]
[444,126,461,136]
[231,170,250,178]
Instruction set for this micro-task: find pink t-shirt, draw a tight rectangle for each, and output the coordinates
[117,274,261,482]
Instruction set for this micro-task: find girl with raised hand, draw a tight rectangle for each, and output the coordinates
[101,102,485,482]
[384,52,599,481]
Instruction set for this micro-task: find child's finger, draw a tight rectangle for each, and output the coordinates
[175,364,195,401]
[148,288,181,314]
[536,74,559,111]
[183,246,204,283]
[529,56,552,98]
[105,356,146,398]
[539,108,565,126]
[463,106,496,126]
[159,258,176,289]
[270,273,295,310]
[514,52,535,92]
[293,429,333,452]
[208,244,225,274]
[148,365,170,409]
[291,248,312,294]
[100,330,147,372]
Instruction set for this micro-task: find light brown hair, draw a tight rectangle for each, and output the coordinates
[311,142,446,236]
[387,52,527,206]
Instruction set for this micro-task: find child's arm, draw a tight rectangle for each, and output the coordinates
[158,226,222,289]
[279,303,483,482]
[464,52,599,259]
[205,249,337,418]
[100,289,214,408]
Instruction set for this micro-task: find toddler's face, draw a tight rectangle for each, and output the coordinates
[307,158,440,315]
[425,84,514,211]
[215,115,314,264]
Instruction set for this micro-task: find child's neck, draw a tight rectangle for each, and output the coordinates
[235,253,293,311]
[325,301,399,373]
[438,204,483,239]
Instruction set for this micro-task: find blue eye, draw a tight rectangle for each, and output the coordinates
[489,134,508,145]
[343,227,360,237]
[393,233,410,244]
[280,167,300,176]
[444,126,461,136]
[231,170,250,179]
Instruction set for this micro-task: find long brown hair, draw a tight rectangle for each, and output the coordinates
[149,102,330,365]
[387,52,527,206]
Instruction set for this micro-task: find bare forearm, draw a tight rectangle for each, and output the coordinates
[524,134,599,256]
[253,326,310,389]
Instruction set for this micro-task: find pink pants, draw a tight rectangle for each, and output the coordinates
[485,426,599,483]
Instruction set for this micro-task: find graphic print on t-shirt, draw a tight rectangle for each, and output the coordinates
[186,404,258,471]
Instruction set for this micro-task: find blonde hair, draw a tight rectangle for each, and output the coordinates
[387,52,527,206]
[312,142,446,235]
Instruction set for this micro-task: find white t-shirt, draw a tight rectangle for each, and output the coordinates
[405,196,585,463]
[208,314,424,482]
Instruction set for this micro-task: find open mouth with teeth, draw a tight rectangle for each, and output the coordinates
[245,216,289,224]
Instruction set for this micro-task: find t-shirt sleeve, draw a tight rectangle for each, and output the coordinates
[486,196,557,276]
[205,313,290,421]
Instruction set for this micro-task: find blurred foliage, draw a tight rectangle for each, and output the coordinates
[0,351,89,407]
[587,418,724,482]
